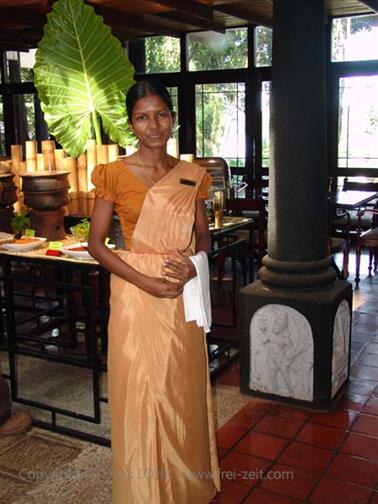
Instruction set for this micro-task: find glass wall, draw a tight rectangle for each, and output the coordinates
[195,82,245,168]
[187,28,247,71]
[145,36,180,73]
[332,14,378,62]
[338,75,378,169]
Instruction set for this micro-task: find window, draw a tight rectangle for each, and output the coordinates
[338,75,378,169]
[255,27,272,67]
[188,28,248,71]
[145,36,180,73]
[332,14,378,62]
[261,81,271,167]
[0,97,5,156]
[3,49,36,83]
[195,83,245,168]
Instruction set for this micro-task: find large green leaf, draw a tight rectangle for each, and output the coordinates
[34,0,135,157]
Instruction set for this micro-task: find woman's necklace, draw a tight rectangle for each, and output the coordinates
[136,151,171,186]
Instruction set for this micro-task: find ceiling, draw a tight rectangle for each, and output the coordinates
[0,0,377,50]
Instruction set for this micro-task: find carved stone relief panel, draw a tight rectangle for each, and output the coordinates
[332,300,351,397]
[249,304,314,401]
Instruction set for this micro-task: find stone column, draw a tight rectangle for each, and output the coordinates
[240,0,352,409]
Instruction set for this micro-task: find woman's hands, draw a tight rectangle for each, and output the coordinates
[140,276,184,298]
[162,250,196,284]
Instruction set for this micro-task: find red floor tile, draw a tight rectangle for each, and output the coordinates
[351,365,378,381]
[278,441,334,472]
[244,487,301,503]
[227,407,265,430]
[364,397,378,416]
[235,431,289,461]
[358,353,378,367]
[310,408,359,429]
[367,343,378,354]
[337,396,367,411]
[309,476,372,504]
[326,453,378,488]
[348,378,377,396]
[216,423,248,449]
[220,451,271,486]
[259,463,319,501]
[352,413,378,437]
[218,479,251,504]
[341,432,378,462]
[254,414,305,439]
[295,422,347,450]
[217,448,228,461]
[370,491,378,504]
[269,404,312,421]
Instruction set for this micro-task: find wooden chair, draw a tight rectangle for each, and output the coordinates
[225,197,267,280]
[328,197,350,280]
[337,178,378,236]
[355,207,378,286]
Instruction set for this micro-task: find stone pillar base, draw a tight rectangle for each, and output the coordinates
[240,279,353,409]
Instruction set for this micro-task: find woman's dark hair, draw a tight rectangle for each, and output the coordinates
[126,80,174,119]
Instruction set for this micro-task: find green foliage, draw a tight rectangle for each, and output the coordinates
[145,36,180,73]
[188,28,248,71]
[34,0,135,157]
[11,211,31,234]
[70,218,90,242]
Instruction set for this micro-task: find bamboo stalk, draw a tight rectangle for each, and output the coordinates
[54,149,66,171]
[96,144,108,165]
[68,191,80,216]
[10,144,22,187]
[86,139,97,191]
[41,139,56,170]
[108,144,119,162]
[37,153,45,172]
[77,153,88,193]
[63,157,79,193]
[25,140,37,172]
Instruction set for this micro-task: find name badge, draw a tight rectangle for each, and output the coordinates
[180,178,196,186]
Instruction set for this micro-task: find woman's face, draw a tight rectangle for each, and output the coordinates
[129,93,175,150]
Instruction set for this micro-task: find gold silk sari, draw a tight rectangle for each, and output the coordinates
[107,161,220,503]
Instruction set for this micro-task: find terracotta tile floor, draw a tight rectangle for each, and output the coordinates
[212,257,378,503]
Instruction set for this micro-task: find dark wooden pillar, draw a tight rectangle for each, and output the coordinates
[240,0,352,409]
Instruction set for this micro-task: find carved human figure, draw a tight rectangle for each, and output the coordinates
[250,305,314,401]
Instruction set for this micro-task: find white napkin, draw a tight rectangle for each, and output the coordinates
[183,251,212,333]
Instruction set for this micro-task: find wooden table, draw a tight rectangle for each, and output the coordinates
[336,190,377,210]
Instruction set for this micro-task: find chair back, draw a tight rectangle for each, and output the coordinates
[194,157,231,186]
[342,177,378,192]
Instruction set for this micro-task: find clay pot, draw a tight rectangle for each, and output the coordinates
[21,170,71,240]
[0,173,18,208]
[21,170,71,210]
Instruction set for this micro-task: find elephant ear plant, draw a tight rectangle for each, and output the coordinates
[34,0,135,157]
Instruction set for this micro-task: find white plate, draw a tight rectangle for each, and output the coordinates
[1,236,47,252]
[60,242,115,260]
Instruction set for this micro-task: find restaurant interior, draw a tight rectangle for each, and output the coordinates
[0,0,377,502]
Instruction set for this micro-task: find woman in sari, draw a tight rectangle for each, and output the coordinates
[88,80,220,503]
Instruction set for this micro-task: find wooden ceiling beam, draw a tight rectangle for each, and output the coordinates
[0,7,46,29]
[149,0,214,20]
[157,11,225,33]
[93,5,182,37]
[359,0,378,13]
[214,4,272,27]
[0,29,42,44]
